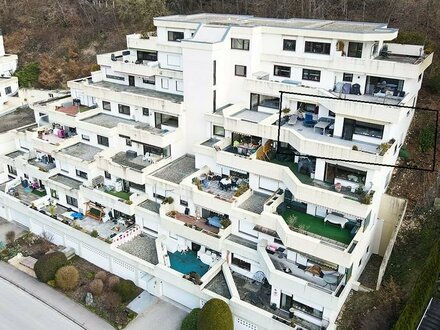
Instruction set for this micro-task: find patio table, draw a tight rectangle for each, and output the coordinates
[314,120,331,134]
[323,274,338,285]
[324,213,348,228]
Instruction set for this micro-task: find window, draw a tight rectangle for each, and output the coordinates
[231,38,250,50]
[325,163,367,184]
[125,138,132,146]
[213,125,225,137]
[213,60,216,86]
[155,113,178,128]
[118,104,130,115]
[304,41,331,54]
[283,39,296,51]
[5,86,12,94]
[168,31,184,42]
[137,50,157,62]
[161,79,169,89]
[213,90,216,113]
[302,69,321,82]
[7,165,17,175]
[81,134,90,141]
[142,76,155,85]
[129,181,145,191]
[180,199,188,207]
[231,254,251,271]
[274,65,291,78]
[142,108,150,116]
[329,110,336,117]
[176,80,184,92]
[102,101,111,111]
[348,42,363,58]
[106,74,124,81]
[66,195,78,207]
[343,73,353,82]
[104,171,111,179]
[354,121,384,139]
[50,189,58,199]
[76,169,88,179]
[97,135,109,147]
[235,65,247,77]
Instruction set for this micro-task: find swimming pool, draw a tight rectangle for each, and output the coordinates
[168,250,209,277]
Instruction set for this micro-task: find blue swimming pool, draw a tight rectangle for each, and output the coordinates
[168,251,209,277]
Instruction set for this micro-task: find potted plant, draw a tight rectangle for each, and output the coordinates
[282,107,291,116]
[334,182,342,192]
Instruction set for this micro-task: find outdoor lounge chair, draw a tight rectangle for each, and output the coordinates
[287,114,298,126]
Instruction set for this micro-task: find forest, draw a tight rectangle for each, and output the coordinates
[0,0,439,89]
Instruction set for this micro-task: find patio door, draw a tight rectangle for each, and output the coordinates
[128,75,135,87]
[342,119,355,141]
[324,163,336,184]
[280,293,293,311]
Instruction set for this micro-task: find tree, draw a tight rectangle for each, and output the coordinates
[181,308,200,330]
[14,62,40,88]
[197,299,233,330]
[34,252,68,283]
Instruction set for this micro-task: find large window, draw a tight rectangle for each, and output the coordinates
[118,104,130,115]
[7,165,17,175]
[50,189,59,199]
[348,42,363,58]
[343,73,353,82]
[66,195,78,207]
[137,50,157,62]
[155,112,178,128]
[274,65,291,78]
[106,74,124,81]
[304,41,331,54]
[231,254,251,271]
[283,39,296,51]
[168,31,184,42]
[97,135,109,147]
[302,69,321,82]
[102,101,111,111]
[231,38,250,50]
[213,125,225,137]
[325,163,367,184]
[235,65,247,77]
[354,121,384,139]
[75,169,88,179]
[142,76,155,85]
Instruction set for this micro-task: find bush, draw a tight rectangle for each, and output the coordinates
[107,275,120,289]
[55,266,79,291]
[34,252,68,283]
[86,271,95,280]
[89,279,104,297]
[5,230,16,245]
[181,308,201,330]
[94,270,107,282]
[220,218,231,229]
[103,291,121,310]
[419,124,435,153]
[197,299,233,330]
[14,62,40,88]
[113,279,138,303]
[399,146,411,161]
[394,238,440,329]
[90,230,99,238]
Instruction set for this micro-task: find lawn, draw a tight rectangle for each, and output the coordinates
[282,208,353,245]
[31,189,47,197]
[269,159,314,184]
[105,190,132,201]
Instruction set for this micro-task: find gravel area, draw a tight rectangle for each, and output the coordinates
[118,234,158,265]
[0,106,36,133]
[205,271,231,299]
[152,155,196,184]
[239,192,270,214]
[59,142,102,161]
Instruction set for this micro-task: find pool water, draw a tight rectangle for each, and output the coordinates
[168,250,209,277]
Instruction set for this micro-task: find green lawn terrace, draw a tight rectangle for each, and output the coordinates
[282,208,359,246]
[104,189,133,201]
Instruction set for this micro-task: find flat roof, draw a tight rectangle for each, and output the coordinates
[239,192,270,214]
[49,174,83,190]
[0,106,36,133]
[92,81,184,103]
[59,142,102,161]
[5,150,25,159]
[152,155,196,184]
[156,13,395,34]
[81,113,136,129]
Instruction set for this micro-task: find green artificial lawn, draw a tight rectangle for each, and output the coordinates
[269,159,314,184]
[31,189,47,197]
[78,106,92,113]
[283,208,353,245]
[105,190,132,201]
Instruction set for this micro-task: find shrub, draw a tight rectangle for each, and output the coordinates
[14,62,40,88]
[90,230,99,238]
[104,291,121,310]
[5,230,16,245]
[113,279,138,303]
[419,124,435,153]
[181,308,201,330]
[197,299,233,330]
[34,252,68,283]
[47,280,56,287]
[220,218,231,229]
[94,270,107,282]
[107,275,120,289]
[86,271,95,280]
[399,146,411,161]
[55,265,79,291]
[89,279,104,296]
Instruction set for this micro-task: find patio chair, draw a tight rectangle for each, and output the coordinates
[303,113,317,127]
[287,114,298,126]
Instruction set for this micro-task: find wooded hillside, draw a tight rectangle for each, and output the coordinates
[0,0,438,87]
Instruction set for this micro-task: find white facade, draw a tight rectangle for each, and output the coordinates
[0,31,19,107]
[0,14,432,330]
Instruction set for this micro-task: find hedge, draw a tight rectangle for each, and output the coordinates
[393,238,440,330]
[34,251,68,283]
[197,299,233,330]
[180,308,200,330]
[113,279,138,303]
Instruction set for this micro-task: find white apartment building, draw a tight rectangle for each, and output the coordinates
[0,14,432,330]
[0,30,18,108]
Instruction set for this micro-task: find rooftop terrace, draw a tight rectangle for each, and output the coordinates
[231,109,272,123]
[205,270,232,299]
[81,113,135,128]
[239,192,270,214]
[49,174,83,190]
[91,81,183,103]
[0,106,36,133]
[59,142,102,161]
[5,150,25,159]
[139,199,160,213]
[111,151,160,171]
[152,155,196,184]
[118,234,159,265]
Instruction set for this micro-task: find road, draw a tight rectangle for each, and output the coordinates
[0,278,85,330]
